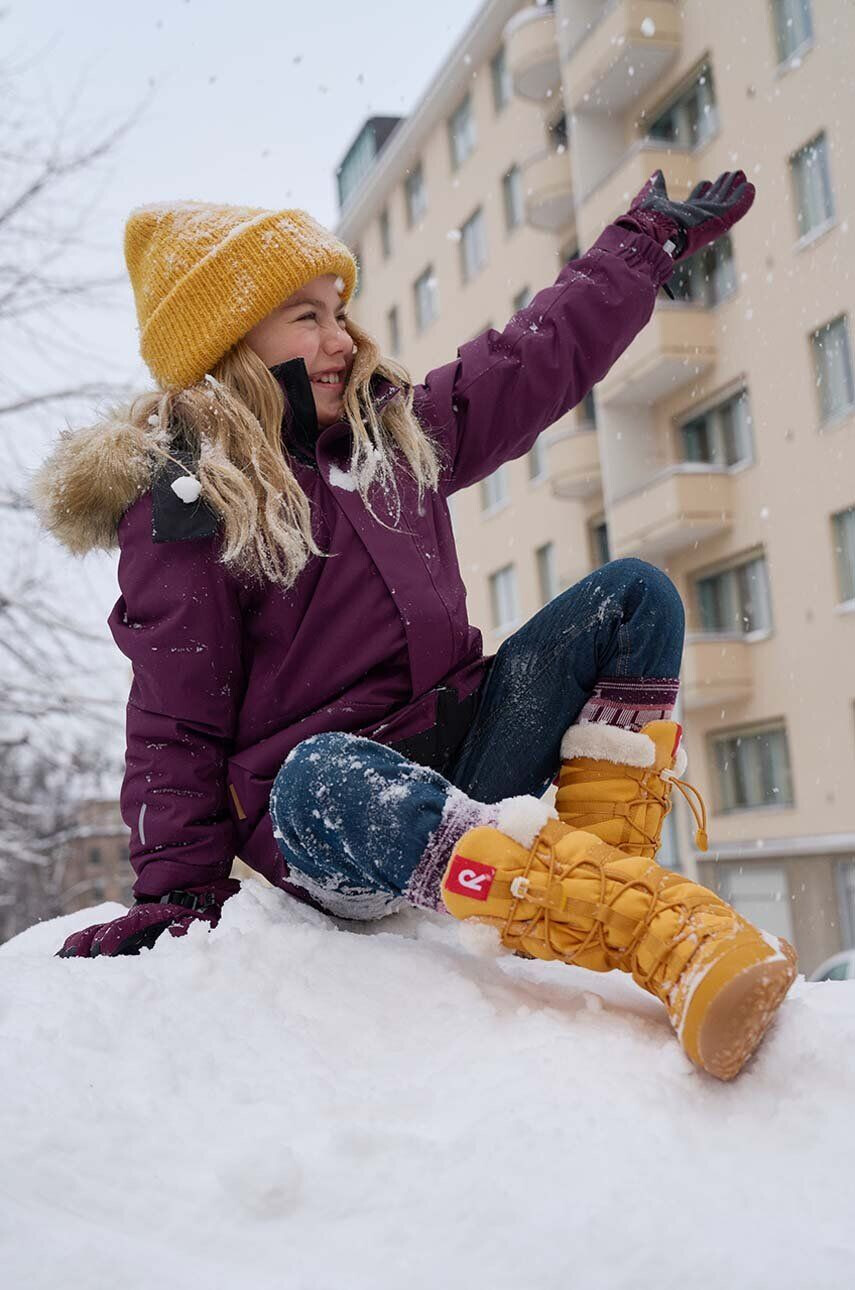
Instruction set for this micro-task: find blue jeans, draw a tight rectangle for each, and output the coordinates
[269,558,684,919]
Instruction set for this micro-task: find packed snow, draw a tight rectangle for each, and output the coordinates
[2,880,854,1290]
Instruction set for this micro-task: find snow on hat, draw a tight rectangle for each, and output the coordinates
[124,201,359,389]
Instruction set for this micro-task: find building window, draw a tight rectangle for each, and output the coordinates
[480,465,508,512]
[645,63,719,150]
[502,165,524,232]
[387,304,400,357]
[528,435,548,482]
[489,564,519,632]
[832,506,855,603]
[535,542,558,605]
[710,723,794,812]
[579,388,597,427]
[811,315,855,423]
[589,518,610,569]
[836,859,855,949]
[714,864,795,942]
[378,206,392,259]
[679,389,754,467]
[88,846,102,868]
[693,553,773,635]
[668,235,736,307]
[491,45,511,113]
[772,0,814,64]
[790,132,834,239]
[560,241,580,266]
[448,93,477,171]
[93,879,106,901]
[405,163,427,227]
[546,112,568,151]
[513,285,533,312]
[414,265,439,332]
[460,207,488,284]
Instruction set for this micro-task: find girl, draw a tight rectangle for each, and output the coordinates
[35,172,797,1079]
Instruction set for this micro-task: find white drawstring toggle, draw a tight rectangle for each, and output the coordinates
[171,475,202,504]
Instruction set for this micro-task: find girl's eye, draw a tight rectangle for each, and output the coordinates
[297,312,348,324]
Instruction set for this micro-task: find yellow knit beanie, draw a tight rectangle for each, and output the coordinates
[124,201,359,389]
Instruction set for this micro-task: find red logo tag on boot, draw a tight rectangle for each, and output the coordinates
[444,854,496,901]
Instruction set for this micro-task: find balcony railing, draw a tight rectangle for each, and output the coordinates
[523,148,575,232]
[547,425,601,499]
[682,634,754,710]
[597,304,716,407]
[566,0,682,113]
[579,140,698,235]
[609,466,733,560]
[504,3,561,103]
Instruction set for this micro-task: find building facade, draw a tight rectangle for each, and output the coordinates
[335,0,855,976]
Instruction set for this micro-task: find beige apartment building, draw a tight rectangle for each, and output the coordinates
[334,0,855,975]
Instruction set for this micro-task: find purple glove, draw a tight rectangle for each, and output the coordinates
[55,878,240,958]
[617,168,756,262]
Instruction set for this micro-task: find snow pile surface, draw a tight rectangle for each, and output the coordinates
[2,881,854,1290]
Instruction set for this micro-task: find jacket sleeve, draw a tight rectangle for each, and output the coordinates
[416,223,676,496]
[107,494,246,900]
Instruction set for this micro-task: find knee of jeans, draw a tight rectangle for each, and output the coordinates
[607,557,685,630]
[271,731,357,835]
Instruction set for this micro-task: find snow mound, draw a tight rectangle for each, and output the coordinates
[2,882,854,1290]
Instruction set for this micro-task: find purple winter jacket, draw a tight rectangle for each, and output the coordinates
[107,223,675,899]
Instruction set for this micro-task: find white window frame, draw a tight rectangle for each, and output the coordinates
[692,552,773,638]
[413,265,439,333]
[480,465,509,514]
[709,722,795,813]
[678,388,754,469]
[790,132,834,244]
[528,435,548,483]
[811,315,855,426]
[460,207,488,285]
[502,165,524,232]
[405,163,427,227]
[489,564,519,634]
[535,541,558,605]
[449,93,477,171]
[831,506,855,606]
[491,45,511,113]
[645,63,720,152]
[771,0,814,66]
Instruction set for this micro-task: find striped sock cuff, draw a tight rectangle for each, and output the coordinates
[576,676,680,732]
[404,787,499,913]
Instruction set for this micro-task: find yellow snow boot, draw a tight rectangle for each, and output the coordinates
[440,816,797,1081]
[556,720,709,860]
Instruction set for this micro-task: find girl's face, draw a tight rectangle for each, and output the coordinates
[243,273,355,428]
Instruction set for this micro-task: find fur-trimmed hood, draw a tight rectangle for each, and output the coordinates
[30,372,403,556]
[30,414,168,556]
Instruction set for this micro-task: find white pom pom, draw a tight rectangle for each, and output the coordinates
[171,475,202,503]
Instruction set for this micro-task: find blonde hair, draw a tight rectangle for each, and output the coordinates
[119,318,443,588]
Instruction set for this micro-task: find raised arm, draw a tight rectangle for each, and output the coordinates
[416,222,675,496]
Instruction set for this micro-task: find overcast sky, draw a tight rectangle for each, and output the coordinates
[4,0,486,760]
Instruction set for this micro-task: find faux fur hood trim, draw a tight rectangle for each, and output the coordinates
[30,417,167,556]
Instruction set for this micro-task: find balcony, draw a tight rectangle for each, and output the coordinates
[682,635,754,711]
[505,4,561,103]
[566,0,682,113]
[523,148,575,232]
[580,141,698,239]
[547,426,601,498]
[597,305,716,407]
[609,467,733,560]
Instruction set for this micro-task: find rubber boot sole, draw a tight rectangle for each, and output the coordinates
[679,934,798,1081]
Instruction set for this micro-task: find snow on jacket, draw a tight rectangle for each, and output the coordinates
[34,223,675,900]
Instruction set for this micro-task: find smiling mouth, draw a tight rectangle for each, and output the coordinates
[310,376,344,393]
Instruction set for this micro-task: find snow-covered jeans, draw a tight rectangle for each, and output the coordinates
[269,558,684,920]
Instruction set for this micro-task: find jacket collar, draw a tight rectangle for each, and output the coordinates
[268,357,403,465]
